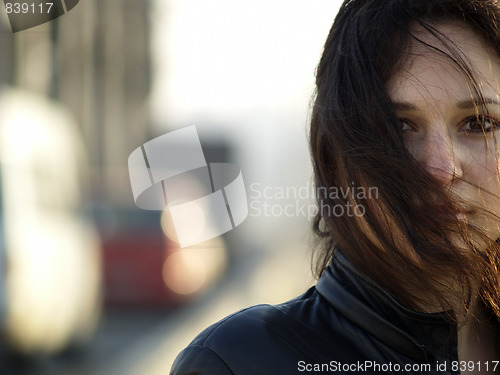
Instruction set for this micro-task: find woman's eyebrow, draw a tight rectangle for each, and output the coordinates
[456,98,500,108]
[392,98,500,111]
[391,101,418,111]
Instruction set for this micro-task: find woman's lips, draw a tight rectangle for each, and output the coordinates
[429,203,468,220]
[452,204,470,221]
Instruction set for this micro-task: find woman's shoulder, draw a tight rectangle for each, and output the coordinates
[180,286,325,351]
[170,286,338,375]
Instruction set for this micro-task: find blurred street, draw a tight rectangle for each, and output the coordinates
[3,309,172,375]
[4,231,313,375]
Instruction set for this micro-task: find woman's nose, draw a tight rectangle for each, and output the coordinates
[420,131,463,186]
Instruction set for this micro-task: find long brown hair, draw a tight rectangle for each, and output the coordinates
[310,0,500,317]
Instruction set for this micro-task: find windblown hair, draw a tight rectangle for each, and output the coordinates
[310,0,500,318]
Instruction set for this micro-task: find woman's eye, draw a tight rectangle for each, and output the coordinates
[399,119,412,132]
[463,115,498,133]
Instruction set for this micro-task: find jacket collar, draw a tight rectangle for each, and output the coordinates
[315,249,458,363]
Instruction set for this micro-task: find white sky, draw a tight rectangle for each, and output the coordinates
[151,0,343,126]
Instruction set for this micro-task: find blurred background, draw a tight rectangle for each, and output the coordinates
[0,0,343,374]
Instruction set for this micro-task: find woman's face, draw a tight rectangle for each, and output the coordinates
[386,22,500,240]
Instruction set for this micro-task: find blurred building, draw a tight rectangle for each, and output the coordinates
[0,0,153,206]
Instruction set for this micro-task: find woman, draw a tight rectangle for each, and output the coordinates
[171,0,500,373]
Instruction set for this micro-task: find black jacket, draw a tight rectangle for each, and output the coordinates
[171,250,496,374]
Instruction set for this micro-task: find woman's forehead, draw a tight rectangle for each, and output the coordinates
[386,22,500,104]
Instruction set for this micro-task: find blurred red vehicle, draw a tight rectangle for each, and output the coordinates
[97,207,227,309]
